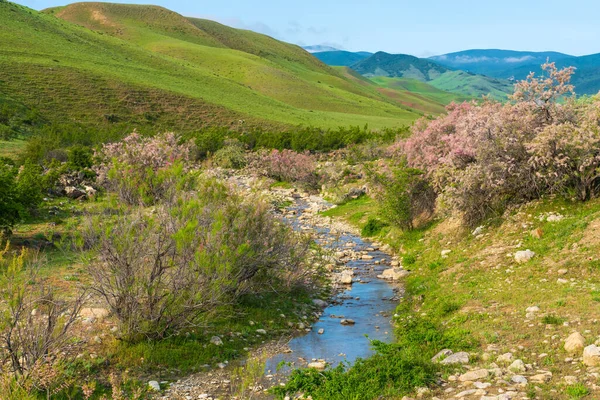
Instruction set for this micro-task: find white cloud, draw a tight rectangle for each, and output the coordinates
[503,55,535,63]
[453,55,492,63]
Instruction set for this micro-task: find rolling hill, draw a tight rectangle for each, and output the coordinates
[352,52,450,81]
[492,53,600,96]
[431,49,600,96]
[0,1,430,138]
[313,51,373,67]
[349,52,513,100]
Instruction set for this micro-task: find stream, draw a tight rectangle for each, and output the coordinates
[264,196,400,377]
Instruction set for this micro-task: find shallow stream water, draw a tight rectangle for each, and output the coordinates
[264,198,399,374]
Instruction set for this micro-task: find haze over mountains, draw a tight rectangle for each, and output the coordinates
[310,46,600,96]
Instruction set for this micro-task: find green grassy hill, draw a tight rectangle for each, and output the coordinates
[427,70,514,100]
[0,1,426,137]
[369,77,473,108]
[349,52,514,100]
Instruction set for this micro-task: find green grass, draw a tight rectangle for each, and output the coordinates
[114,289,315,378]
[321,195,377,227]
[428,70,514,100]
[0,138,27,159]
[369,76,473,109]
[0,1,423,133]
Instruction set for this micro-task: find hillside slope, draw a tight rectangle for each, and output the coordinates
[352,52,514,100]
[352,52,450,81]
[0,2,423,135]
[494,53,600,96]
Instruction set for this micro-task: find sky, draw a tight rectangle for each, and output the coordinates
[17,0,600,57]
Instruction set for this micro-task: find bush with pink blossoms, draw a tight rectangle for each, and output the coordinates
[250,149,319,190]
[400,62,600,226]
[95,132,195,205]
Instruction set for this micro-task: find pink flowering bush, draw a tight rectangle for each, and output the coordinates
[250,149,319,190]
[95,132,195,205]
[399,62,600,226]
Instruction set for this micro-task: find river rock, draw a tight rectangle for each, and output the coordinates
[530,372,552,383]
[336,270,354,284]
[440,352,470,365]
[509,359,526,373]
[377,267,409,281]
[318,328,324,334]
[583,345,600,366]
[497,352,513,363]
[458,368,489,382]
[210,336,223,346]
[307,361,327,370]
[340,319,355,325]
[431,349,453,362]
[312,299,328,308]
[514,249,535,263]
[564,332,586,354]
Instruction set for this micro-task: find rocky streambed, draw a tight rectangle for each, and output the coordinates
[162,187,408,399]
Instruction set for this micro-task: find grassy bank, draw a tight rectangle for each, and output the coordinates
[317,194,600,399]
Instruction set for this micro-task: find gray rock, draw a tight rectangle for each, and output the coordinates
[377,267,409,281]
[564,332,585,354]
[496,352,513,363]
[511,375,528,384]
[458,368,488,382]
[440,352,470,365]
[256,329,267,335]
[148,381,160,391]
[431,349,453,362]
[210,336,223,346]
[307,361,327,370]
[312,299,328,308]
[530,372,552,383]
[584,344,600,366]
[514,249,535,263]
[340,319,355,325]
[509,359,526,373]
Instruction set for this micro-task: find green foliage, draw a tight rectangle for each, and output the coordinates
[0,160,45,233]
[361,217,388,237]
[565,383,590,399]
[541,314,564,325]
[67,145,93,170]
[271,341,439,400]
[371,163,436,230]
[211,140,247,169]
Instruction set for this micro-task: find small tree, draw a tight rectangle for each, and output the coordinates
[370,163,436,230]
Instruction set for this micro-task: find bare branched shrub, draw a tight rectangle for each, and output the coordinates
[0,244,86,398]
[249,149,320,190]
[83,179,313,342]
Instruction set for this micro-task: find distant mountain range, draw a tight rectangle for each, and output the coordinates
[313,50,513,100]
[310,47,600,97]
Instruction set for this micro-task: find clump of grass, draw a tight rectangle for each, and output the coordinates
[566,383,590,399]
[542,314,564,325]
[361,217,388,237]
